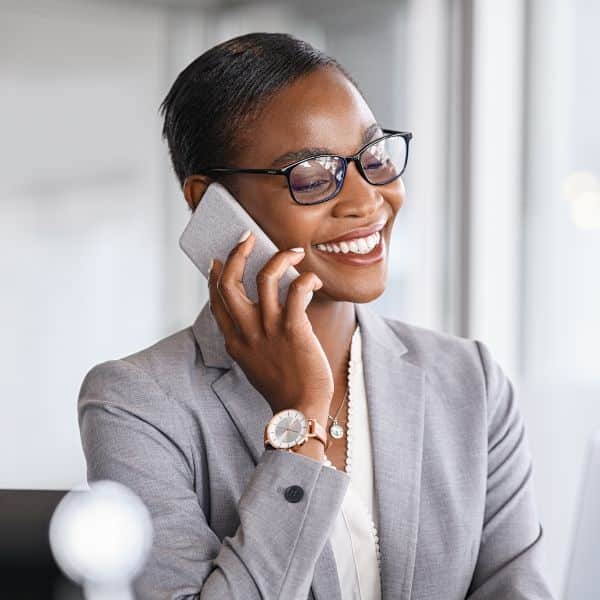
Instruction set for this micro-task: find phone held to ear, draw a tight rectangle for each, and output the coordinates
[179,181,301,306]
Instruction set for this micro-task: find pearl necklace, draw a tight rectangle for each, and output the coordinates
[323,329,382,571]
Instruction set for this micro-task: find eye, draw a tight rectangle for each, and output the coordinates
[364,158,385,170]
[292,179,330,192]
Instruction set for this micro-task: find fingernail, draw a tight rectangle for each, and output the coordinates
[289,247,305,253]
[303,291,314,309]
[237,229,251,245]
[208,258,214,274]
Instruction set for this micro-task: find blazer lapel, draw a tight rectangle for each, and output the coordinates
[192,300,426,600]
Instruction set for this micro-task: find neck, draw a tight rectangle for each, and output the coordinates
[305,298,357,393]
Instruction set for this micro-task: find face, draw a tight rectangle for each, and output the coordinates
[185,66,406,304]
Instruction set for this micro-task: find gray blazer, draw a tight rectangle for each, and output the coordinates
[78,300,555,600]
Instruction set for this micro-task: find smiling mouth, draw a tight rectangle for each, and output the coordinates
[312,218,388,248]
[310,230,386,267]
[313,230,380,255]
[312,221,387,254]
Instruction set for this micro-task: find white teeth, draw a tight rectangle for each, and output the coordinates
[316,231,381,255]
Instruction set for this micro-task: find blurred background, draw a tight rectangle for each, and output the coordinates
[1,0,599,597]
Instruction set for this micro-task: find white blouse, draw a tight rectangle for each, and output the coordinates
[323,324,382,599]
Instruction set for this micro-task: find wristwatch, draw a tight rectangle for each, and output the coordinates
[264,408,329,452]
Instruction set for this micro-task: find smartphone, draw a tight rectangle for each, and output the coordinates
[179,181,301,306]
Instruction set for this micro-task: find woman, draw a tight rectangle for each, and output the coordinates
[78,33,554,599]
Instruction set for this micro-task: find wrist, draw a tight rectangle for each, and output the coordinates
[293,437,326,462]
[293,401,330,425]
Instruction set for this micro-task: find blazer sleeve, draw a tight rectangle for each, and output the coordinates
[465,341,556,599]
[77,358,350,600]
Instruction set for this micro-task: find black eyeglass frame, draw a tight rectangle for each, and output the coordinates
[195,128,413,205]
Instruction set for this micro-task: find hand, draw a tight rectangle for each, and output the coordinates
[208,231,334,420]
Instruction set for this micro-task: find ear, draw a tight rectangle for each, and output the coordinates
[183,175,213,211]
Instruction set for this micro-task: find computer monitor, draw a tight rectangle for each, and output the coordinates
[563,430,600,600]
[0,489,83,599]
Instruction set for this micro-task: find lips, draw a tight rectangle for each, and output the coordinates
[313,228,386,265]
[313,219,387,246]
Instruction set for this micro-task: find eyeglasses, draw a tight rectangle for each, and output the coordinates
[196,128,412,205]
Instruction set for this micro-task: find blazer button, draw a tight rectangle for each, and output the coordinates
[284,485,304,503]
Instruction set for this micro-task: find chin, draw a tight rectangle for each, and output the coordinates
[352,285,387,303]
[319,278,387,303]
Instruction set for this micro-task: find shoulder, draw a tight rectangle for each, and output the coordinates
[78,325,209,431]
[383,316,484,374]
[82,323,205,391]
[123,325,199,385]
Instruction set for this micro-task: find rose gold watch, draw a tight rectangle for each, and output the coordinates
[264,409,329,452]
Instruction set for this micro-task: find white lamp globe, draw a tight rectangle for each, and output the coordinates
[49,480,153,590]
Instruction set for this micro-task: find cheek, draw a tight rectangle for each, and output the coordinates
[273,207,326,248]
[385,178,406,213]
[261,212,318,252]
[237,191,310,250]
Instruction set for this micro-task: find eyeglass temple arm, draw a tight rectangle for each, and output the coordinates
[198,167,285,175]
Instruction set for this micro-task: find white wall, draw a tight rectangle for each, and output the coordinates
[0,0,173,489]
[468,0,525,380]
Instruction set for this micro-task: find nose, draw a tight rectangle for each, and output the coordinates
[332,159,383,216]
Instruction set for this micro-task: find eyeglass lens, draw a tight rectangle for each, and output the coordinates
[289,135,407,204]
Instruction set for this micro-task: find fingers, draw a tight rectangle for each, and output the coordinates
[208,258,239,342]
[215,231,259,341]
[256,247,306,334]
[208,230,324,347]
[284,272,323,327]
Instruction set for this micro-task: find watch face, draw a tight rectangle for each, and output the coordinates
[267,409,308,449]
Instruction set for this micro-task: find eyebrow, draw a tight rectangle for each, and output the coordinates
[270,122,383,168]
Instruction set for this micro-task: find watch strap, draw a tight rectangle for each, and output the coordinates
[306,417,329,450]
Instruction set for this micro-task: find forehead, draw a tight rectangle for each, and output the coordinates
[241,67,377,165]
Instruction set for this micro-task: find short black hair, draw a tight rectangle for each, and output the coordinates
[159,32,362,193]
